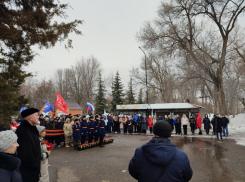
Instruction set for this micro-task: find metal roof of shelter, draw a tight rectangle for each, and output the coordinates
[50,101,82,110]
[116,103,203,110]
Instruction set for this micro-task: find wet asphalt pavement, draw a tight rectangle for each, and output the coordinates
[48,133,245,182]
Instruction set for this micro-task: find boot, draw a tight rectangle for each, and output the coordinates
[70,143,74,147]
[74,145,77,150]
[65,143,70,148]
[77,145,82,151]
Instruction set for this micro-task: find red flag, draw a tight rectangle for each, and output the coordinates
[55,92,68,114]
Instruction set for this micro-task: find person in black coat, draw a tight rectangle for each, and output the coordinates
[127,115,134,134]
[113,115,120,134]
[107,114,113,133]
[0,130,22,182]
[137,115,142,134]
[189,115,196,135]
[167,115,174,131]
[213,114,223,140]
[39,114,46,126]
[221,115,229,136]
[16,108,41,182]
[175,114,182,135]
[55,118,63,147]
[203,114,211,135]
[129,121,193,182]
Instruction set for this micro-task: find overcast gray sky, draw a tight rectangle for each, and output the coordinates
[26,0,162,86]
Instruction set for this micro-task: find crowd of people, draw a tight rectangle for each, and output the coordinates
[0,109,230,182]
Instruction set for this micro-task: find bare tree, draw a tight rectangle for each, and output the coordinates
[137,0,245,114]
[131,52,176,103]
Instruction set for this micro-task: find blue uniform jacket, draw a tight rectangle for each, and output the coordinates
[88,120,95,137]
[129,137,193,182]
[73,123,81,141]
[99,121,106,137]
[80,120,88,136]
[107,116,113,124]
[94,119,100,136]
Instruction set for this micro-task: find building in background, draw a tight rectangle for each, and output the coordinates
[116,103,205,117]
[40,101,83,117]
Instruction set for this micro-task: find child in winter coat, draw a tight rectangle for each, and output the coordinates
[36,126,51,182]
[63,118,73,148]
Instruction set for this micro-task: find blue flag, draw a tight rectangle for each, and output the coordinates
[151,109,153,118]
[19,107,28,114]
[44,101,53,113]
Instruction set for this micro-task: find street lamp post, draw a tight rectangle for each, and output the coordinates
[139,46,149,105]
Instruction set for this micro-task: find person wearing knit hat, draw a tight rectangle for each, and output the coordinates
[36,126,51,182]
[16,107,41,182]
[153,121,172,138]
[0,130,18,153]
[0,131,22,181]
[129,120,193,182]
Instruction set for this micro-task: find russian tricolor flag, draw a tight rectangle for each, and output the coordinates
[87,102,95,111]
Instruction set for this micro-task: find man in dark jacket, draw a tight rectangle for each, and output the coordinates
[46,117,55,129]
[175,114,182,135]
[129,120,192,182]
[213,114,223,140]
[107,114,113,133]
[221,115,229,137]
[39,114,46,126]
[16,108,41,182]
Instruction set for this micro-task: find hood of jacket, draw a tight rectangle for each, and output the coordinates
[0,152,21,171]
[141,137,177,166]
[197,113,200,117]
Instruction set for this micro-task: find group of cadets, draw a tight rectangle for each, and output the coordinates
[72,115,106,149]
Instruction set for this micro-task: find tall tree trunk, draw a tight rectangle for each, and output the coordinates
[216,67,228,115]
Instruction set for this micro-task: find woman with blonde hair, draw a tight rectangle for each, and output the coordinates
[113,115,119,134]
[63,118,74,147]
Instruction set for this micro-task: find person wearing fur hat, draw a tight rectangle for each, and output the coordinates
[73,119,81,150]
[129,121,193,182]
[0,130,21,182]
[99,116,106,147]
[36,126,51,182]
[63,118,74,148]
[88,116,95,143]
[80,115,88,144]
[16,108,41,182]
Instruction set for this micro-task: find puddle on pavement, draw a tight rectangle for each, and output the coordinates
[172,137,232,182]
